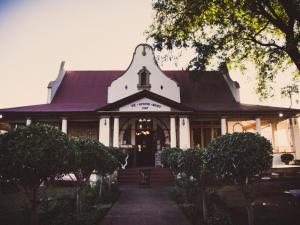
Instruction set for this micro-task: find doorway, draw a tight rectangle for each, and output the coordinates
[135,118,155,167]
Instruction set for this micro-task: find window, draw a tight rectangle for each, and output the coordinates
[191,121,221,148]
[137,66,151,89]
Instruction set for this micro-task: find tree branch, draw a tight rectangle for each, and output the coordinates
[255,0,288,33]
[278,0,300,23]
[243,35,284,50]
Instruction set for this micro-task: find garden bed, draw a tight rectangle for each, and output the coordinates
[171,178,300,225]
[0,183,120,225]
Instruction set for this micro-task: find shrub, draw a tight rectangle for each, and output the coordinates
[105,147,127,166]
[180,148,205,179]
[207,208,232,225]
[160,148,183,173]
[170,174,200,204]
[280,153,294,165]
[206,132,273,185]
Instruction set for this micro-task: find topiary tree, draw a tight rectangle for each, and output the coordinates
[206,132,273,225]
[280,153,294,165]
[0,124,73,225]
[180,148,209,222]
[96,147,119,176]
[160,147,183,174]
[106,146,127,166]
[70,137,107,216]
[180,148,205,178]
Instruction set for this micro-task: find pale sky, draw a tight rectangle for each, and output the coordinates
[0,0,299,109]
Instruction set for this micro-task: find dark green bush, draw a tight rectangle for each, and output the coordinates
[205,132,273,185]
[180,148,205,178]
[280,153,294,165]
[161,148,183,173]
[170,174,200,204]
[207,208,232,225]
[106,147,127,166]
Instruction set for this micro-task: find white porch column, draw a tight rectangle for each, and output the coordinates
[61,117,67,133]
[113,117,119,147]
[130,120,136,145]
[26,118,32,126]
[179,116,190,150]
[271,122,278,152]
[289,118,300,160]
[170,116,177,148]
[99,116,110,146]
[221,117,227,135]
[256,117,261,134]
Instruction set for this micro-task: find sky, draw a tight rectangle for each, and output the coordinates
[0,0,299,109]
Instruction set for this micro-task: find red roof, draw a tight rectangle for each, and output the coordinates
[1,70,299,115]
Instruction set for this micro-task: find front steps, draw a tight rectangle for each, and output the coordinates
[118,167,174,185]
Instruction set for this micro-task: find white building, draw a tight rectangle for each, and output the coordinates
[1,44,300,167]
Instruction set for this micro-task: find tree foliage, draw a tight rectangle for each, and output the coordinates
[71,137,106,183]
[0,124,73,225]
[0,124,72,188]
[160,147,183,173]
[180,148,205,179]
[205,132,273,186]
[281,83,299,107]
[148,0,300,98]
[106,146,127,166]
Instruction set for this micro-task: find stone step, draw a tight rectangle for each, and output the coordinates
[118,167,174,184]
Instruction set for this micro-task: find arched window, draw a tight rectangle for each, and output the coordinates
[137,66,151,90]
[140,71,147,86]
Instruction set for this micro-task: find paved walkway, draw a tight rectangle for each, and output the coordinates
[100,185,190,225]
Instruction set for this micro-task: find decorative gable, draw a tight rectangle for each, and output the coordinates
[107,44,180,103]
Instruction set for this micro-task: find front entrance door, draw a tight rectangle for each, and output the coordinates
[135,119,155,167]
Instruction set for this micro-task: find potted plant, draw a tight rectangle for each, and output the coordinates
[281,153,294,165]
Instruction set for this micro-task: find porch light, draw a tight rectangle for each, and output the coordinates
[279,112,283,118]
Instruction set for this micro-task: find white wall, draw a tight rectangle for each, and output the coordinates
[47,61,66,103]
[108,44,180,103]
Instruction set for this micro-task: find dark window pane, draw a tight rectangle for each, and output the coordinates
[123,125,131,145]
[213,128,221,139]
[141,72,147,86]
[204,128,211,147]
[193,128,202,148]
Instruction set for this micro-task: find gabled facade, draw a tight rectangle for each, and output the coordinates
[1,44,300,167]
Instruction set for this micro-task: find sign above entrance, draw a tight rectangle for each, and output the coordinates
[119,97,171,112]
